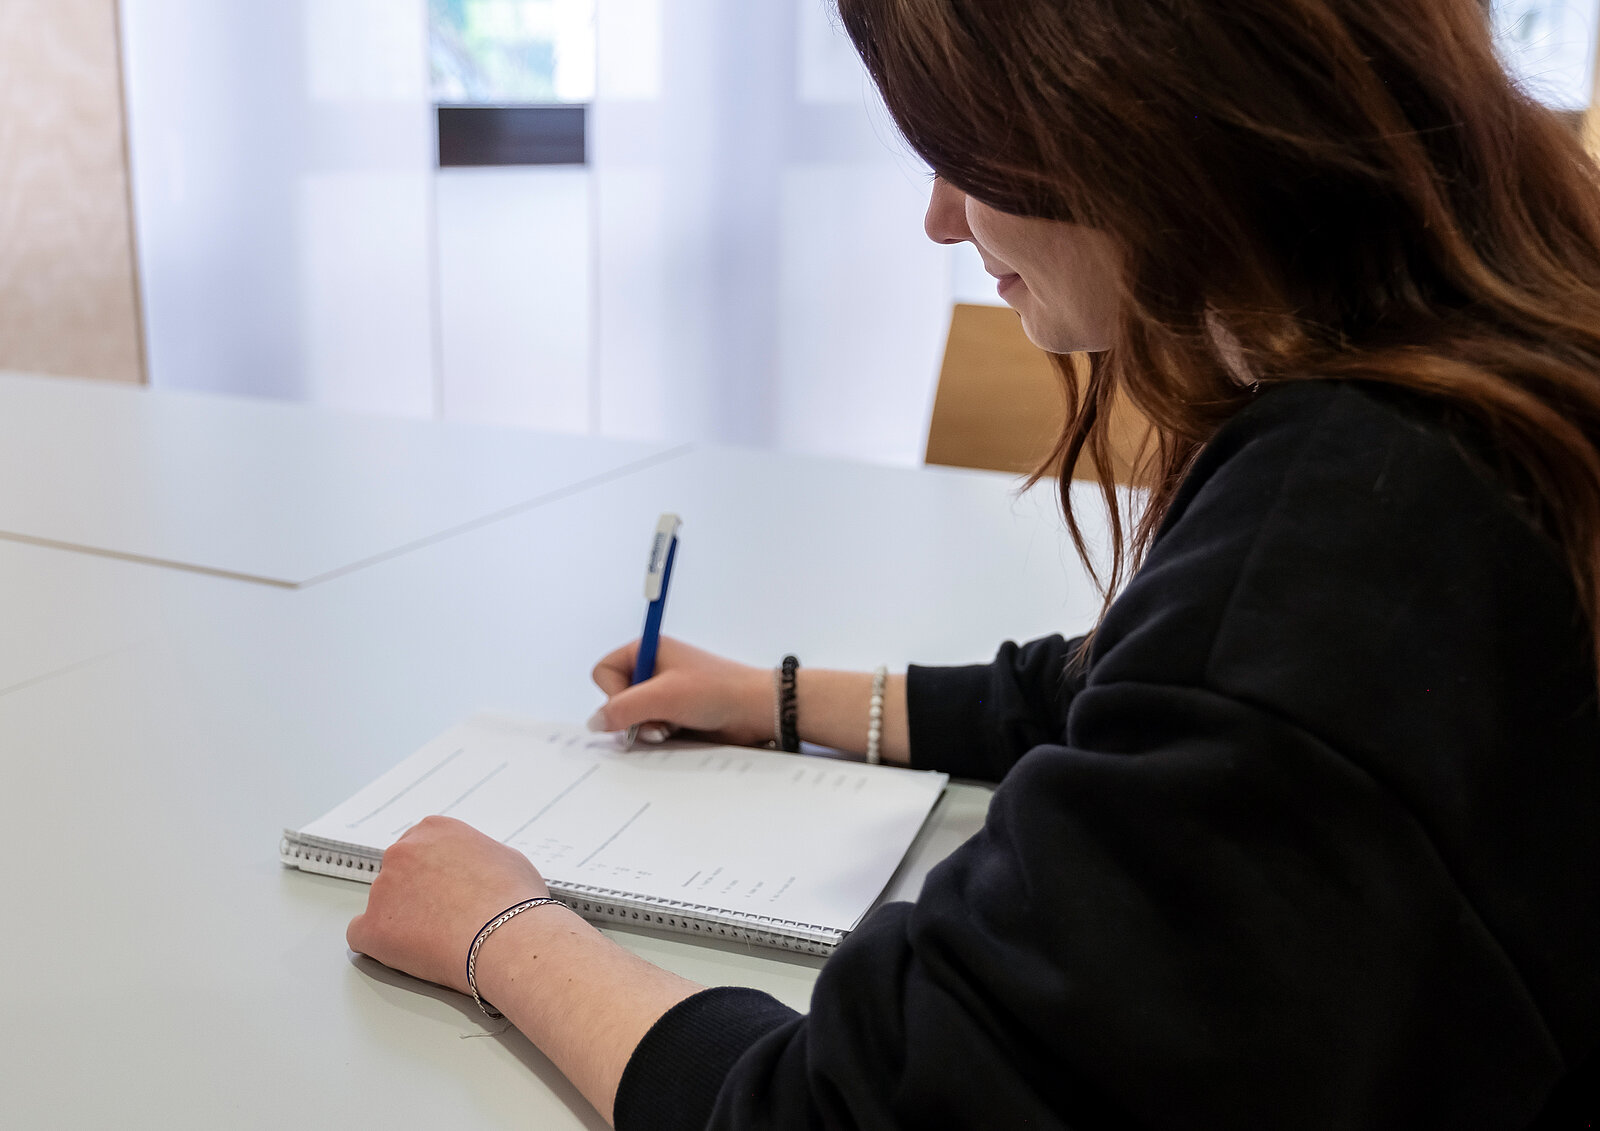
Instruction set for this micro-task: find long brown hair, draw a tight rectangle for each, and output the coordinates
[838,0,1600,665]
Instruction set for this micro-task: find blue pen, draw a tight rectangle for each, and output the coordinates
[625,513,682,749]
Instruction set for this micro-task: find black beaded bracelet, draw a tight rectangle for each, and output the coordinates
[777,654,800,753]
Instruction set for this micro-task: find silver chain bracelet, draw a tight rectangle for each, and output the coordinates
[466,896,567,1018]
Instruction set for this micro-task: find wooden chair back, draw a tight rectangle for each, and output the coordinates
[926,303,1150,484]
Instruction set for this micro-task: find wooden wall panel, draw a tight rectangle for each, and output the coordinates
[0,0,144,383]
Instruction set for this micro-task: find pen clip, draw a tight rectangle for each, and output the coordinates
[644,513,682,602]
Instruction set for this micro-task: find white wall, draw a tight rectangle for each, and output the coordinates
[120,0,976,467]
[434,168,593,434]
[774,164,950,464]
[589,0,961,463]
[120,0,437,417]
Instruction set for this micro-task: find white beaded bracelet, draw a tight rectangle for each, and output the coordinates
[466,896,566,1018]
[866,665,887,765]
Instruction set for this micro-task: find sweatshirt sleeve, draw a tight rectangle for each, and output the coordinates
[904,634,1088,781]
[611,382,1600,1131]
[614,989,800,1131]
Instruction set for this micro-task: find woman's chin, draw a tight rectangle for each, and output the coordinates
[1015,314,1072,354]
[1014,310,1107,355]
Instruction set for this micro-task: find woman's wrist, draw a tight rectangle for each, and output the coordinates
[793,668,912,765]
[465,902,705,1124]
[734,662,778,746]
[470,901,588,1015]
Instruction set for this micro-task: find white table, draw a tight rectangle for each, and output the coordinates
[0,385,1106,1128]
[0,372,684,587]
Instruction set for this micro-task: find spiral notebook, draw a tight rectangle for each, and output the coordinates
[281,715,949,955]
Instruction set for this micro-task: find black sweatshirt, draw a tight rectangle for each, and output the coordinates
[615,380,1600,1129]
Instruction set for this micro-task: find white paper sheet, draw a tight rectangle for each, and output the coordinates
[297,716,948,933]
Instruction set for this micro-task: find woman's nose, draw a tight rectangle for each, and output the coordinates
[924,177,973,245]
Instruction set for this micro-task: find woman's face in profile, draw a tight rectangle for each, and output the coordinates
[925,177,1122,354]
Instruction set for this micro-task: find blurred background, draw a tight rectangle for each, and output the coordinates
[1,0,1597,467]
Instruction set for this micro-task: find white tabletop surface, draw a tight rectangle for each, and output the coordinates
[0,536,164,695]
[0,372,685,587]
[0,386,1109,1129]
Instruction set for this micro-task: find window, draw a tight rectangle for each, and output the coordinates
[430,0,595,166]
[1493,0,1599,111]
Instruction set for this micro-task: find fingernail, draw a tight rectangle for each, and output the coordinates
[639,724,670,744]
[586,709,609,733]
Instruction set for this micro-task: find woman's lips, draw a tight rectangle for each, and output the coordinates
[996,273,1023,298]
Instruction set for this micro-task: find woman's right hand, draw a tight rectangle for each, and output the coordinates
[589,637,774,747]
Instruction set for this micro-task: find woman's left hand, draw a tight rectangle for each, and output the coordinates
[346,815,549,996]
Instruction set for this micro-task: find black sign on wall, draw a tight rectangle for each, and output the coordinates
[436,105,587,167]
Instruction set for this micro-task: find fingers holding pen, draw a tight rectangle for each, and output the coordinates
[589,637,680,741]
[592,519,769,748]
[588,688,674,743]
[587,636,773,748]
[591,639,641,697]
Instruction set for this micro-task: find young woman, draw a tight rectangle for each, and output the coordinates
[346,0,1600,1125]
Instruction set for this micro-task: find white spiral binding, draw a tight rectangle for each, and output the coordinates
[554,881,843,955]
[281,832,846,955]
[279,834,380,878]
